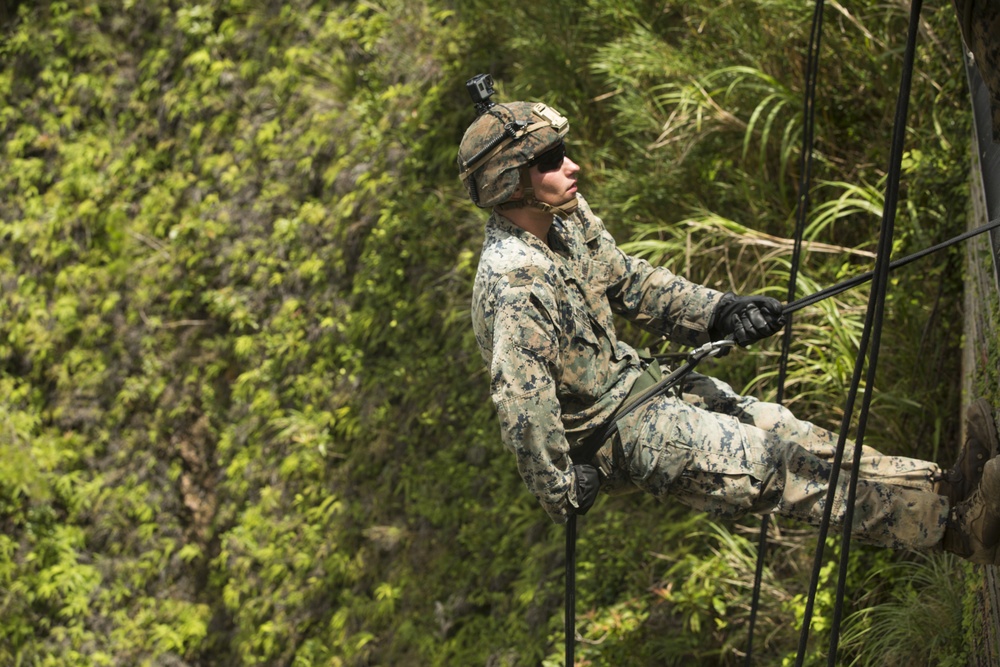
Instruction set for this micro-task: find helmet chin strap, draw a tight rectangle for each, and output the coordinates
[496,168,580,217]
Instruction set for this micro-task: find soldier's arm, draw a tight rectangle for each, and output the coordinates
[576,198,724,346]
[488,276,582,523]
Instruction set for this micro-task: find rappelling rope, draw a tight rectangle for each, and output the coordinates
[825,3,925,661]
[783,217,1000,315]
[565,512,576,665]
[792,1,925,664]
[745,0,826,663]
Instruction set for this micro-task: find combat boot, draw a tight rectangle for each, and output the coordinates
[941,456,1000,565]
[936,399,999,507]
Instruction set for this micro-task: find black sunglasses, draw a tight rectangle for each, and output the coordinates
[529,142,566,173]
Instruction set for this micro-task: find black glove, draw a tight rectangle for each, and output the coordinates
[572,464,600,515]
[710,292,785,346]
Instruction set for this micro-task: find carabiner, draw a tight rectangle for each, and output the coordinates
[690,338,738,362]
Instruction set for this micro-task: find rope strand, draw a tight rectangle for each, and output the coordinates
[827,3,924,661]
[747,2,826,663]
[783,217,1000,315]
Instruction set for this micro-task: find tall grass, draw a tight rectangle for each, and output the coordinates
[839,554,970,666]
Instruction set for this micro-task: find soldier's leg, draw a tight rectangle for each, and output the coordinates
[679,372,939,491]
[615,393,948,550]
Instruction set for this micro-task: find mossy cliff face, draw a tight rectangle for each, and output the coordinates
[963,112,1000,665]
[0,1,974,665]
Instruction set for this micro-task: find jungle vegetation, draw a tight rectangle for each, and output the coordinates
[0,0,982,665]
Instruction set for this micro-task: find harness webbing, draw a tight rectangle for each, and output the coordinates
[572,341,734,465]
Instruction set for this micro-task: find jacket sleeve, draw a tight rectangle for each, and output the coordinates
[488,273,581,523]
[577,198,724,346]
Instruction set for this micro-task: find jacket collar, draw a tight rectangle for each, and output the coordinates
[489,210,570,257]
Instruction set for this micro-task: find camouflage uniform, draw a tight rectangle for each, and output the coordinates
[473,195,949,550]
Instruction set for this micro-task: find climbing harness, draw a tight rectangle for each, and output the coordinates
[571,339,737,465]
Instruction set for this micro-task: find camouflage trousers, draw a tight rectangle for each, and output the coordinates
[594,372,949,550]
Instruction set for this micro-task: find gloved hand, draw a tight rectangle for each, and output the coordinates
[573,464,600,515]
[710,292,785,346]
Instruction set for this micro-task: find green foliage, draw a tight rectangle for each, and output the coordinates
[840,554,969,667]
[0,0,976,665]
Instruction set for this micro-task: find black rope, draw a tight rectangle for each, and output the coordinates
[792,179,873,666]
[778,0,825,405]
[746,2,825,663]
[565,512,576,665]
[745,514,771,666]
[827,3,924,662]
[783,216,1000,315]
[793,1,924,663]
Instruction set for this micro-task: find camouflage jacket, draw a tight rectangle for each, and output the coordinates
[471,195,724,522]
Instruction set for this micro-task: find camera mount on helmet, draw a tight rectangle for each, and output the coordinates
[467,74,496,115]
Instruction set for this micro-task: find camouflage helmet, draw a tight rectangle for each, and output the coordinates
[457,100,570,208]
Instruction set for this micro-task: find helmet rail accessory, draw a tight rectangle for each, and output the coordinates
[467,73,497,116]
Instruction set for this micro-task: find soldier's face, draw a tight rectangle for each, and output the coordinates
[529,155,579,206]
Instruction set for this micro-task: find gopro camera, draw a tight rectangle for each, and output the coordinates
[467,74,496,115]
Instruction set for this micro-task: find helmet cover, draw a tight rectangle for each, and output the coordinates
[457,101,569,208]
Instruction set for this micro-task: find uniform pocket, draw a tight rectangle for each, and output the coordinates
[617,402,673,484]
[560,312,603,393]
[619,399,771,485]
[514,323,558,365]
[676,413,773,483]
[579,259,615,333]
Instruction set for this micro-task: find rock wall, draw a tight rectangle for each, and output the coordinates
[962,54,1000,667]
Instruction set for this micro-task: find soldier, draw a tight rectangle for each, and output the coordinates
[459,76,1000,564]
